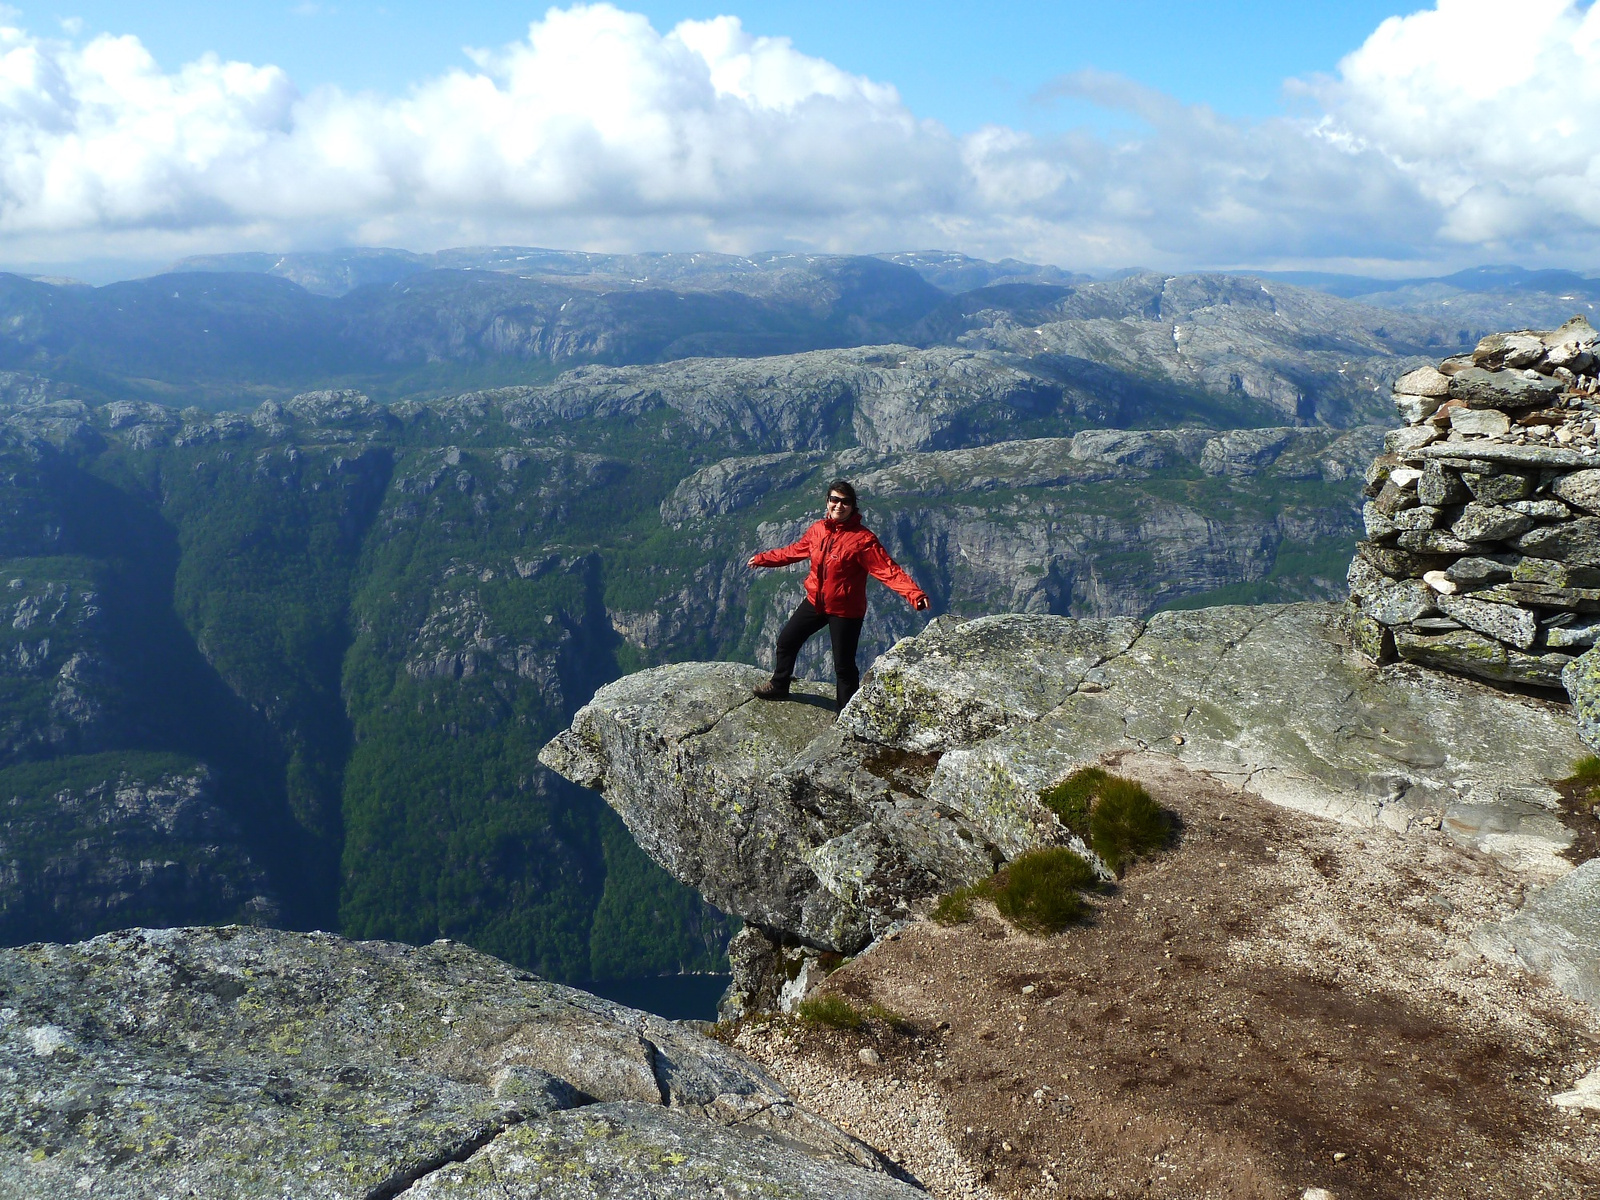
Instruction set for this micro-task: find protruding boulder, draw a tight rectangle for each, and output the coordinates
[545,604,1586,979]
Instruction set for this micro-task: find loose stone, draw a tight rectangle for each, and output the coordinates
[1451,502,1534,543]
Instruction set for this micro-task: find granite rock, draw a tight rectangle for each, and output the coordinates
[1449,367,1564,409]
[1552,468,1600,515]
[1436,594,1539,650]
[0,927,906,1199]
[1473,860,1600,1016]
[1451,502,1534,544]
[1562,645,1600,753]
[544,605,1586,973]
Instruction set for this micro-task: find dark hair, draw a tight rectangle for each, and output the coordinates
[826,479,858,510]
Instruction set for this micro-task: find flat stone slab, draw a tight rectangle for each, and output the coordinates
[407,1101,922,1199]
[1473,859,1600,1016]
[1417,441,1595,470]
[0,927,907,1200]
[544,603,1589,968]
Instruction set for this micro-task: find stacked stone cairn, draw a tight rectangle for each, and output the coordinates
[1347,316,1600,690]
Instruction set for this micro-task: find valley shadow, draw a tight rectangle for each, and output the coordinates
[50,453,343,930]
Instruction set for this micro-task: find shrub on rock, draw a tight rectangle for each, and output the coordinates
[1042,766,1172,874]
[990,848,1098,934]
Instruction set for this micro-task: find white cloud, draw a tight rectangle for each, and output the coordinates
[1312,0,1600,256]
[0,2,1594,273]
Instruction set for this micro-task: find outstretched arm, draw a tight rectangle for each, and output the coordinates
[748,529,813,569]
[862,539,930,610]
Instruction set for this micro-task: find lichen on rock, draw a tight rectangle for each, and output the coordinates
[0,926,914,1199]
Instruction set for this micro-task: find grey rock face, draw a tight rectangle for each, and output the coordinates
[1473,860,1600,1015]
[544,604,1585,967]
[0,927,907,1199]
[483,345,1071,455]
[1450,366,1564,408]
[661,451,827,523]
[953,271,1465,426]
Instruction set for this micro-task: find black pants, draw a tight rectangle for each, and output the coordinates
[772,600,864,711]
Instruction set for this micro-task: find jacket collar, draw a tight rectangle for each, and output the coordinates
[823,511,863,531]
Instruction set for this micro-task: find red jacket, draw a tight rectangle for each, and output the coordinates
[751,513,928,619]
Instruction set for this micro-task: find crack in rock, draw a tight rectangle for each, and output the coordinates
[370,1112,533,1200]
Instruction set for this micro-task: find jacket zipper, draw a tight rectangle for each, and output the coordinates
[816,528,835,614]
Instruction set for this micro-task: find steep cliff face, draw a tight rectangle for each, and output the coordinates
[0,761,278,944]
[0,926,918,1199]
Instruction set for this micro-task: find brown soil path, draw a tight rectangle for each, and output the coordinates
[735,755,1600,1200]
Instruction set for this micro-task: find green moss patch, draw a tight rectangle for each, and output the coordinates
[931,847,1099,936]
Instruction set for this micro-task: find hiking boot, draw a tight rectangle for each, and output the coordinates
[752,679,790,700]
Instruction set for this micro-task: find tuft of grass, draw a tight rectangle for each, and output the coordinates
[795,993,864,1029]
[1090,776,1172,875]
[989,848,1098,935]
[1039,767,1107,837]
[1561,755,1600,811]
[1565,755,1600,789]
[931,885,981,926]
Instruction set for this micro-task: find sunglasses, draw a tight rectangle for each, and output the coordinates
[826,495,852,507]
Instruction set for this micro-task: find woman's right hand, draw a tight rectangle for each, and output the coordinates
[747,555,759,568]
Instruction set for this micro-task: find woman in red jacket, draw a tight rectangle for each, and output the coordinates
[746,479,930,712]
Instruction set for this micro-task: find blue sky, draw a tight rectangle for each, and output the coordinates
[1,2,1597,277]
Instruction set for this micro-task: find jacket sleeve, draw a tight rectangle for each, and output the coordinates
[861,537,928,608]
[750,523,816,569]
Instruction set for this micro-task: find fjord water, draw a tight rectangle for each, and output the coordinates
[586,973,733,1021]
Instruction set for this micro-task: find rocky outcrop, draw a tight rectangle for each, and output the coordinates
[947,271,1459,426]
[0,926,919,1199]
[543,604,1586,1009]
[1347,317,1600,689]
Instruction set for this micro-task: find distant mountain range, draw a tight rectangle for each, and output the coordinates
[0,245,1546,419]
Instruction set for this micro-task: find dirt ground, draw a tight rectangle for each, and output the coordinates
[733,754,1600,1200]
